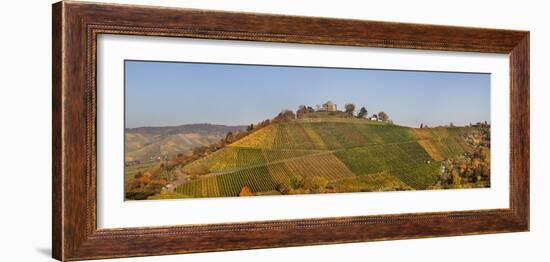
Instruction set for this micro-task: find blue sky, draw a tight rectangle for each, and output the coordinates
[125,60,490,128]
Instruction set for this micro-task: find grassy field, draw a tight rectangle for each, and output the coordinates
[174,119,472,198]
[124,160,158,181]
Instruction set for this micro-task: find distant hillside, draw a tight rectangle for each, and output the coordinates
[175,118,479,198]
[125,123,246,162]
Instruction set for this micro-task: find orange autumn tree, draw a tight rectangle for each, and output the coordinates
[138,172,152,189]
[239,185,253,196]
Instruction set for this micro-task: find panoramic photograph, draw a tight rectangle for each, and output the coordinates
[124,60,491,200]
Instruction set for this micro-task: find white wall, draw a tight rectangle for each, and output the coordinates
[0,0,546,261]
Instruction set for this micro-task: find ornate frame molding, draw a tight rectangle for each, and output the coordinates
[53,1,529,261]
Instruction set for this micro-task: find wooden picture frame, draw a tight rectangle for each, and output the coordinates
[52,1,529,261]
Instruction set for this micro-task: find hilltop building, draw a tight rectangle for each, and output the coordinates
[323,101,337,112]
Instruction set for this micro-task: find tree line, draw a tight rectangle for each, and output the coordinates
[290,103,391,121]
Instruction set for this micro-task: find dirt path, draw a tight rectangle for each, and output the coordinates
[166,167,188,192]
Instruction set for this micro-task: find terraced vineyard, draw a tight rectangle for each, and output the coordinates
[332,172,413,192]
[334,142,439,189]
[174,118,475,198]
[177,166,277,197]
[413,128,469,161]
[284,153,356,182]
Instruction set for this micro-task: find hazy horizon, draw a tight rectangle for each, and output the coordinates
[125,60,490,128]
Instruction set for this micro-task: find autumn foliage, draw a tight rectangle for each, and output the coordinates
[239,185,253,196]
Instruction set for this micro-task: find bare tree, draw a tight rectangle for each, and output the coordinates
[274,110,296,123]
[378,111,390,121]
[296,105,308,119]
[345,103,356,116]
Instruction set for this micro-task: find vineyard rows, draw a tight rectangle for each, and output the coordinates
[228,122,464,155]
[360,172,413,191]
[176,176,220,198]
[183,147,266,174]
[183,146,324,174]
[176,121,470,198]
[177,166,277,198]
[284,153,356,182]
[176,153,357,197]
[333,172,413,192]
[413,128,466,160]
[230,125,276,148]
[261,149,321,163]
[334,141,439,189]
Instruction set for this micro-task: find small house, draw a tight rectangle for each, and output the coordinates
[323,101,337,112]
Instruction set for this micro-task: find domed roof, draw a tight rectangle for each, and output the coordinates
[324,100,335,106]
